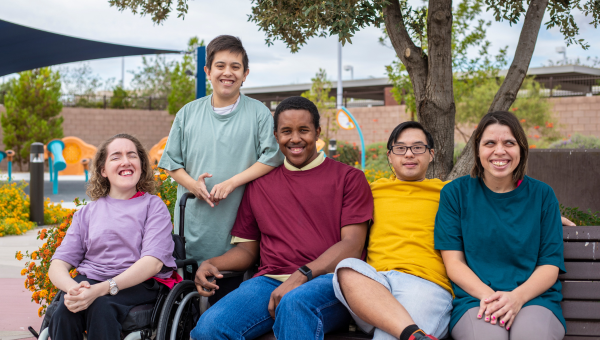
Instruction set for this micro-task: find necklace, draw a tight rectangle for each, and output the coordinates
[211,96,236,114]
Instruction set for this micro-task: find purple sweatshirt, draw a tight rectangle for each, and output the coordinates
[52,193,176,281]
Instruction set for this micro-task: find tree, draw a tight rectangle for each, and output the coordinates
[109,0,600,179]
[301,69,337,149]
[1,68,64,170]
[168,37,212,115]
[59,62,104,96]
[129,54,174,98]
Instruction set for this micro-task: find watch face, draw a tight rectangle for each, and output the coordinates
[110,286,118,295]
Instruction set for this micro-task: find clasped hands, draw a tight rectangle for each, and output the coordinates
[477,290,524,330]
[63,281,105,313]
[191,173,237,208]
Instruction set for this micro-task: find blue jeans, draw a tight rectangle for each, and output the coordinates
[333,258,453,339]
[191,275,350,340]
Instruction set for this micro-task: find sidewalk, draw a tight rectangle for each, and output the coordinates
[0,228,46,340]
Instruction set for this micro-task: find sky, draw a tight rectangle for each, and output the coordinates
[1,0,598,90]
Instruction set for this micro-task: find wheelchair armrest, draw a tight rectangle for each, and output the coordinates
[207,270,246,281]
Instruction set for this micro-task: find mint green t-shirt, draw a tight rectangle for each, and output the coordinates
[158,94,284,263]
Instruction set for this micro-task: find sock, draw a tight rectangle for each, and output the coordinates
[399,324,422,340]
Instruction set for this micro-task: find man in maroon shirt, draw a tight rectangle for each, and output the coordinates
[190,96,374,340]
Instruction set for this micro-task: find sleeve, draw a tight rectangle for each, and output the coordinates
[140,197,177,270]
[341,169,374,228]
[230,183,261,240]
[51,208,86,268]
[255,107,284,167]
[158,112,185,171]
[434,183,464,251]
[537,189,566,273]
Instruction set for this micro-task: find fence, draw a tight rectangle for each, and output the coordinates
[533,75,600,97]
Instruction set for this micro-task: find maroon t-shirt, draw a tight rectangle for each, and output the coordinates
[231,158,374,277]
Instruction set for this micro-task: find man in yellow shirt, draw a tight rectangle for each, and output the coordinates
[333,121,450,340]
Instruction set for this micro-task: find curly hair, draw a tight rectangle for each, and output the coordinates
[87,134,156,200]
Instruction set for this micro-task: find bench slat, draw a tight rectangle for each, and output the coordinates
[564,242,600,260]
[566,321,600,336]
[563,281,600,300]
[560,262,600,280]
[564,226,600,242]
[563,301,600,320]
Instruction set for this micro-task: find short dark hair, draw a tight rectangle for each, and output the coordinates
[470,111,528,182]
[273,97,320,132]
[206,35,249,72]
[386,121,434,151]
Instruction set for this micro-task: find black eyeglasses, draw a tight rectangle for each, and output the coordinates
[390,145,430,155]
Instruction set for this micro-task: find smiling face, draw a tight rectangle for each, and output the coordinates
[274,109,321,168]
[388,128,434,181]
[478,123,521,183]
[205,50,249,102]
[101,138,142,198]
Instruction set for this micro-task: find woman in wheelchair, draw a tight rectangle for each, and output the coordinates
[47,134,178,340]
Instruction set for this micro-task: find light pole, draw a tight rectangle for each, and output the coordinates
[337,41,343,109]
[344,65,354,80]
[556,46,567,65]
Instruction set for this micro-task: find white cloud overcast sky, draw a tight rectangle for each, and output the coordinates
[1,0,598,90]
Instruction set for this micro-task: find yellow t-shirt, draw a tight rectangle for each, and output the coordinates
[367,177,453,295]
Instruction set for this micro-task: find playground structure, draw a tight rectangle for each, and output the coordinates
[149,137,168,165]
[46,137,97,194]
[337,107,365,170]
[0,150,14,181]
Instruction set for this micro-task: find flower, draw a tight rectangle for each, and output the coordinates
[20,268,27,276]
[520,119,526,123]
[512,108,518,111]
[534,126,539,130]
[529,145,537,149]
[546,122,554,128]
[31,252,38,260]
[160,174,168,181]
[534,134,540,139]
[15,251,23,261]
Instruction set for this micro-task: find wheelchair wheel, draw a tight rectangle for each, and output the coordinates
[155,280,200,340]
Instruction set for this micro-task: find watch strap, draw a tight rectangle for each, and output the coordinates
[298,265,313,281]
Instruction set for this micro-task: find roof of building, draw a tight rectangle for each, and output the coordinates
[242,65,600,102]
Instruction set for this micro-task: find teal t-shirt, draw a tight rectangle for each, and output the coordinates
[158,94,284,264]
[434,175,566,332]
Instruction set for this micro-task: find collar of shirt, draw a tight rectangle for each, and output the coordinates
[284,151,326,171]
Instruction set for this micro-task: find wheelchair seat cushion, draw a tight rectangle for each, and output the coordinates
[121,303,154,332]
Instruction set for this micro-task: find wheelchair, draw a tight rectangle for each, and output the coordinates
[31,192,241,340]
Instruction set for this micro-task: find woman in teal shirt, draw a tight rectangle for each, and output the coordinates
[435,111,565,340]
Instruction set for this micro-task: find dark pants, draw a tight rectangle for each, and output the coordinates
[48,274,159,340]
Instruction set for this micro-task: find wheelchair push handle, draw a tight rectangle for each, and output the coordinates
[178,193,196,237]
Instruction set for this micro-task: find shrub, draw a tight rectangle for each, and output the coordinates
[548,133,600,149]
[560,205,600,226]
[0,181,35,236]
[16,199,78,316]
[154,166,177,225]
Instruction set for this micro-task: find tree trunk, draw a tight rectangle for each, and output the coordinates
[384,0,455,179]
[447,0,549,180]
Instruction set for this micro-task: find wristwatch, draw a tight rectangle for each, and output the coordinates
[298,265,313,281]
[107,278,119,295]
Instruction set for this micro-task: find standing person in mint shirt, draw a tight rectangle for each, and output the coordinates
[158,35,283,265]
[435,111,565,340]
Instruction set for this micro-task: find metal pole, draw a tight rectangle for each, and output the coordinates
[121,57,125,88]
[196,46,207,99]
[337,41,343,109]
[30,143,45,225]
[341,107,366,171]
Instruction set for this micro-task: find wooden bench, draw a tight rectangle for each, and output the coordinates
[256,226,600,340]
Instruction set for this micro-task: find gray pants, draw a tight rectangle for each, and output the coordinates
[452,305,564,340]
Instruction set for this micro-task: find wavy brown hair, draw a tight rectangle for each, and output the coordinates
[470,111,528,182]
[87,134,156,200]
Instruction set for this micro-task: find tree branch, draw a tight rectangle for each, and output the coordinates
[383,1,428,101]
[448,0,549,180]
[489,0,549,111]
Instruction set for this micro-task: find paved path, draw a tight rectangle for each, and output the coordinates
[1,174,88,339]
[0,229,46,339]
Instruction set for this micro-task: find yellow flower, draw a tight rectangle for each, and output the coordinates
[38,306,43,317]
[20,268,27,276]
[15,251,23,261]
[160,174,168,181]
